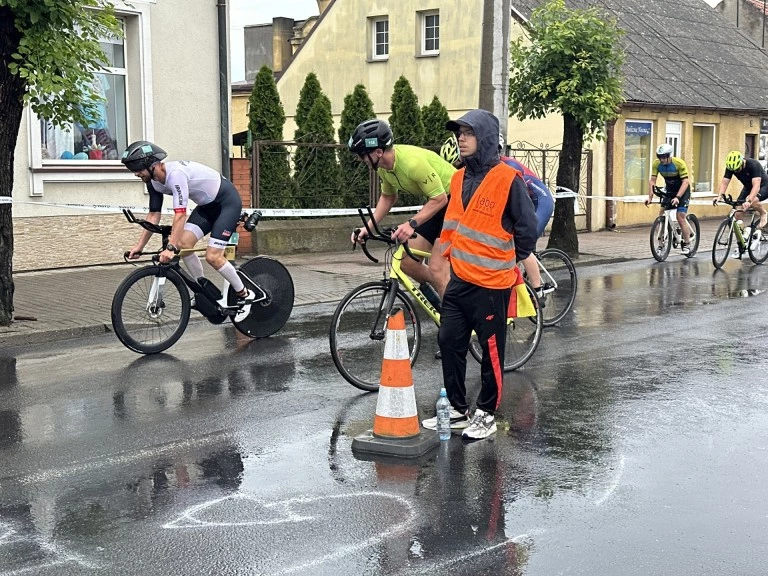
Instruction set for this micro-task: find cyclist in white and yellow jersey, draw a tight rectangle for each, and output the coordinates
[348,119,456,298]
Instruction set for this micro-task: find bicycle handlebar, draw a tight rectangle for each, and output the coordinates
[712,194,752,209]
[352,207,421,263]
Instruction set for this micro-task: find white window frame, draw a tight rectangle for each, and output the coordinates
[692,123,717,196]
[371,17,389,61]
[665,121,682,158]
[26,1,154,196]
[420,11,439,56]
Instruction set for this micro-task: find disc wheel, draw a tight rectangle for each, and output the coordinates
[650,216,671,262]
[712,219,733,269]
[329,282,421,392]
[228,257,294,338]
[111,266,191,354]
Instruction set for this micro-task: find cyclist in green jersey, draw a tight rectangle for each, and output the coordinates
[348,119,456,298]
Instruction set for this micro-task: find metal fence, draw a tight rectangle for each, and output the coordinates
[251,140,592,223]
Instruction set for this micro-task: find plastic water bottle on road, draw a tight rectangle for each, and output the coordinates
[436,388,451,441]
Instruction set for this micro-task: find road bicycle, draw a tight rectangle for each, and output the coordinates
[711,194,768,269]
[111,209,294,354]
[328,208,543,392]
[648,186,701,262]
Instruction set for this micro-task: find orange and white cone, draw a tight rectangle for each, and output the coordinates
[372,308,420,439]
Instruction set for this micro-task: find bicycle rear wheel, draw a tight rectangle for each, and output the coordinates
[712,219,733,269]
[329,282,421,392]
[685,214,701,257]
[748,225,768,264]
[505,283,543,371]
[650,216,671,262]
[537,248,577,326]
[111,266,191,354]
[228,257,295,338]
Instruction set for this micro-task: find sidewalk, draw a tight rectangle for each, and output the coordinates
[0,219,722,348]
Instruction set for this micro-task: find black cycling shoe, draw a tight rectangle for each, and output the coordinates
[434,350,442,360]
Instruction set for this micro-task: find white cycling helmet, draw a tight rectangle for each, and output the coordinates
[656,143,673,157]
[498,134,506,153]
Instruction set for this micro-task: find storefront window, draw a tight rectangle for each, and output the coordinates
[624,120,652,196]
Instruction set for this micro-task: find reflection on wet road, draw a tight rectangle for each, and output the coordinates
[1,257,768,574]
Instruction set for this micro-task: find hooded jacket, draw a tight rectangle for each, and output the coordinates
[443,109,538,264]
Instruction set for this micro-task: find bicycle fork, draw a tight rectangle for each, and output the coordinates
[147,276,167,318]
[369,281,400,341]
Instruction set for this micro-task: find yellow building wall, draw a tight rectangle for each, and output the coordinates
[276,0,484,138]
[615,110,759,227]
[232,93,250,158]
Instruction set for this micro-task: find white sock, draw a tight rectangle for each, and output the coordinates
[182,253,204,280]
[215,261,245,293]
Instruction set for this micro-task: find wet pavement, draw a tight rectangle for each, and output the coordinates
[2,255,768,574]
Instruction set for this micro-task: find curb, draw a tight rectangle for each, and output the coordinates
[0,323,111,349]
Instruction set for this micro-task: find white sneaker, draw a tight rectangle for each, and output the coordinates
[730,251,742,260]
[233,289,255,322]
[462,409,497,440]
[681,243,690,255]
[422,408,469,430]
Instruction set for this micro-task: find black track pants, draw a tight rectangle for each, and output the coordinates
[438,277,511,415]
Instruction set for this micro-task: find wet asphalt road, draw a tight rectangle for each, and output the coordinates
[1,256,768,575]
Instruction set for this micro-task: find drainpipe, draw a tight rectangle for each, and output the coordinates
[605,121,616,230]
[217,0,231,178]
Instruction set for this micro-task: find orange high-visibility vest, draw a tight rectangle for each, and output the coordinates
[439,163,520,289]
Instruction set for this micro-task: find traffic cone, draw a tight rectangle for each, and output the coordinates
[352,307,439,459]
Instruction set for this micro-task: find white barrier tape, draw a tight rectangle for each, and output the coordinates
[0,194,745,212]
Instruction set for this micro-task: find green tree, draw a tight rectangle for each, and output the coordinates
[248,65,295,209]
[293,94,340,209]
[338,84,375,208]
[389,76,424,146]
[294,72,322,141]
[508,0,624,257]
[0,0,121,326]
[421,95,451,148]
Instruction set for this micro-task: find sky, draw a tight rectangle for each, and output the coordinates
[230,0,320,82]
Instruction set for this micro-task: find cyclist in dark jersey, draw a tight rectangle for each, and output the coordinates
[121,141,255,320]
[645,143,695,254]
[717,150,768,229]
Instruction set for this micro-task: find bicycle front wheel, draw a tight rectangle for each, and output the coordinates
[111,266,191,354]
[650,216,671,262]
[329,282,421,392]
[537,248,577,326]
[712,219,733,269]
[748,225,768,264]
[505,283,543,371]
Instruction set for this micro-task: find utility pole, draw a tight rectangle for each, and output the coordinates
[478,0,511,138]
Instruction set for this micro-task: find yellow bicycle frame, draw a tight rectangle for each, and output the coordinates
[389,244,441,325]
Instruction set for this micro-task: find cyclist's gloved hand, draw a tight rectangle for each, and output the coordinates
[352,226,368,245]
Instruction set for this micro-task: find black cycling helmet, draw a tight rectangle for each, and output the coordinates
[347,119,393,155]
[121,141,167,172]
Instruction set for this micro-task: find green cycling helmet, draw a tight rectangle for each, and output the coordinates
[440,134,460,166]
[725,150,744,172]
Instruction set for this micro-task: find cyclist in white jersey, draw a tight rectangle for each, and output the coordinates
[121,141,255,318]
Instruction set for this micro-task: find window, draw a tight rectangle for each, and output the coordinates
[371,17,389,60]
[40,19,127,162]
[420,11,439,55]
[665,121,682,157]
[624,120,653,196]
[692,124,716,193]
